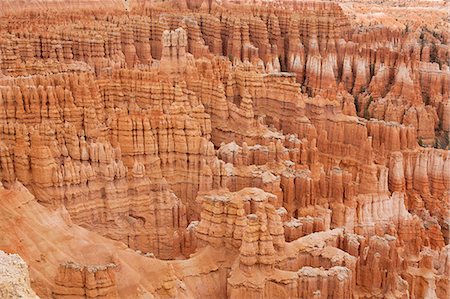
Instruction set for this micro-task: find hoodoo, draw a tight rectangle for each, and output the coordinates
[0,0,448,298]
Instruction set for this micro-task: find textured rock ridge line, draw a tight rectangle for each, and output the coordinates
[0,0,448,298]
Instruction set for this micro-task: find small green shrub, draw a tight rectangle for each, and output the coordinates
[354,96,359,115]
[364,96,373,120]
[418,137,424,147]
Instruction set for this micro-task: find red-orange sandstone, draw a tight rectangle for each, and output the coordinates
[0,0,448,298]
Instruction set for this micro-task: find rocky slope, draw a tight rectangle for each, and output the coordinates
[0,0,448,298]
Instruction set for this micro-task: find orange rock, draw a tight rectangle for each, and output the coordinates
[0,1,448,298]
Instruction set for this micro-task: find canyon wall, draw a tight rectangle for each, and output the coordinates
[0,0,448,298]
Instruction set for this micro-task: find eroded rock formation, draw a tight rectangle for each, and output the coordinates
[0,0,448,298]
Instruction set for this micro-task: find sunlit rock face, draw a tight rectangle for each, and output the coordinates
[0,0,448,298]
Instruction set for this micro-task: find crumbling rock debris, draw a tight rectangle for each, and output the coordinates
[0,251,40,299]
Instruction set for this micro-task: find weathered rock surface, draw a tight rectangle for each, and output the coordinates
[53,262,119,299]
[0,0,448,298]
[0,251,39,299]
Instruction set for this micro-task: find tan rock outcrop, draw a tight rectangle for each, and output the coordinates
[53,262,118,299]
[0,251,39,299]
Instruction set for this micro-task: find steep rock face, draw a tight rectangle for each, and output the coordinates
[0,72,193,259]
[53,262,119,299]
[195,188,282,250]
[0,1,449,298]
[160,28,190,74]
[227,229,356,299]
[193,188,355,299]
[0,182,232,298]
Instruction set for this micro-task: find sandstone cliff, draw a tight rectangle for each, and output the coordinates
[0,0,448,298]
